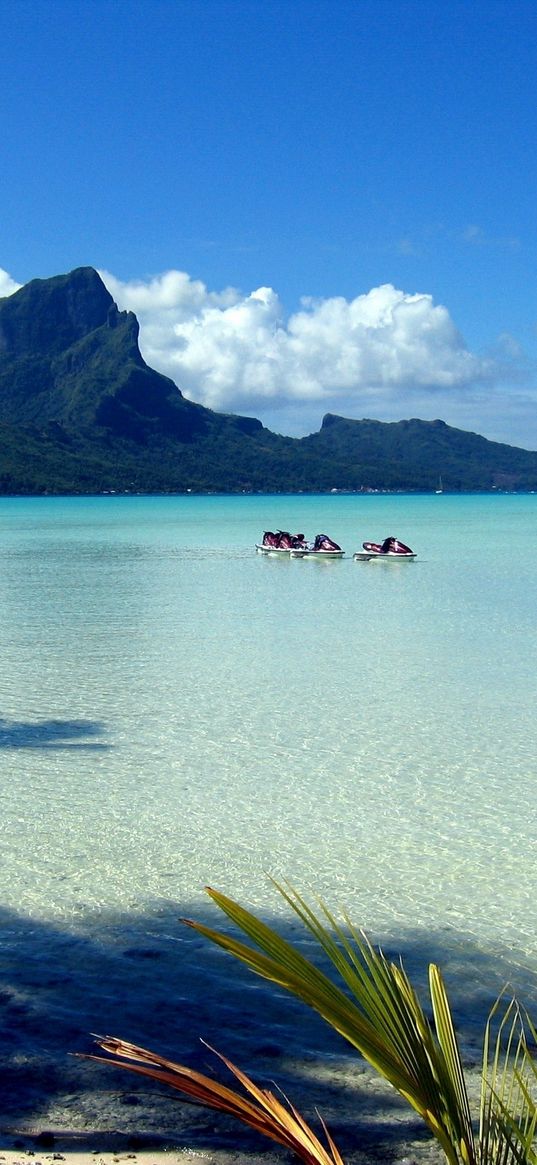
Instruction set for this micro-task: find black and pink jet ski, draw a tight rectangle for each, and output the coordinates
[306,534,344,558]
[256,531,344,557]
[354,536,416,561]
[256,531,310,556]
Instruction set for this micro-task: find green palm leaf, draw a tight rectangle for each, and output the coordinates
[183,883,536,1165]
[479,999,537,1165]
[82,880,537,1165]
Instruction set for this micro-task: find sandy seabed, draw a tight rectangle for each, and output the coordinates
[0,903,511,1165]
[0,1051,484,1165]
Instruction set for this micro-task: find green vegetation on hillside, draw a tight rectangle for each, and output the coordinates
[1,268,537,493]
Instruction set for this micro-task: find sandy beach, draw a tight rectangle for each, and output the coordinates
[0,895,512,1165]
[0,1042,476,1165]
[0,1094,447,1165]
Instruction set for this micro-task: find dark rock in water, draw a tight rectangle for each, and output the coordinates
[126,1135,152,1150]
[35,1131,55,1148]
[122,946,162,959]
[256,1041,284,1058]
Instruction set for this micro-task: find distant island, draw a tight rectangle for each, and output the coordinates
[1,266,537,494]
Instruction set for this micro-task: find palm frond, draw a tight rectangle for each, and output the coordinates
[182,883,537,1165]
[81,882,537,1165]
[80,1036,345,1165]
[429,964,475,1163]
[480,999,537,1165]
[184,895,427,1101]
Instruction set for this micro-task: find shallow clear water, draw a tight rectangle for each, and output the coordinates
[1,493,537,1102]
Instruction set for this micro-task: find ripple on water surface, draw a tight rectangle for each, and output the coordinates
[1,494,536,1023]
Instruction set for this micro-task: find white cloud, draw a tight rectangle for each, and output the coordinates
[0,269,22,298]
[100,269,496,419]
[460,224,520,251]
[4,262,526,441]
[395,237,419,256]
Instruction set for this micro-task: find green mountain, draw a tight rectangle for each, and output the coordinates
[302,413,537,492]
[1,266,536,493]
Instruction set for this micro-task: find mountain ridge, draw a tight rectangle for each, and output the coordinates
[1,267,536,494]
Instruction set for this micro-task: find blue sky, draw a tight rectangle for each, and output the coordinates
[2,0,537,447]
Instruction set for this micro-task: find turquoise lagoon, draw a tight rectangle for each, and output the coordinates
[1,492,537,1111]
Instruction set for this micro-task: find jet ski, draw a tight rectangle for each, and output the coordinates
[305,534,345,559]
[256,531,309,556]
[354,536,416,561]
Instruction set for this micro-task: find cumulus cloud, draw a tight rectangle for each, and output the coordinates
[101,269,496,422]
[0,268,22,298]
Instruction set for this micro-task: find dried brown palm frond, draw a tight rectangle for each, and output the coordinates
[81,1036,345,1165]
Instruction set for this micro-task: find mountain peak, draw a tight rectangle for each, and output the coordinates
[0,267,118,362]
[1,267,537,493]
